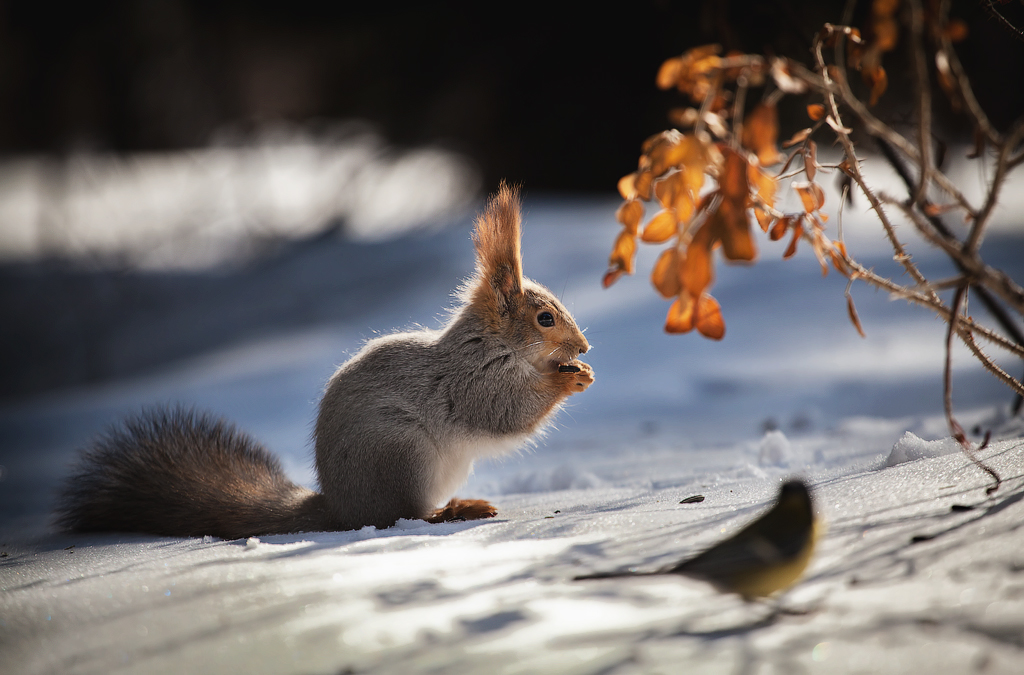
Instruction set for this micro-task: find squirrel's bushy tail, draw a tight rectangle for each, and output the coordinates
[56,408,330,539]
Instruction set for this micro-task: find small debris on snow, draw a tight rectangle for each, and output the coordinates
[680,495,705,504]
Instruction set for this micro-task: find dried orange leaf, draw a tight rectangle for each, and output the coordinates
[609,230,637,274]
[873,18,899,52]
[635,170,654,200]
[665,292,695,334]
[712,204,757,262]
[673,135,710,199]
[807,104,826,121]
[792,181,825,213]
[924,202,957,217]
[694,293,725,340]
[847,293,866,337]
[805,140,818,182]
[769,215,791,241]
[863,65,888,106]
[690,54,723,80]
[654,172,680,209]
[707,92,730,115]
[618,173,638,200]
[755,207,775,233]
[641,131,665,155]
[829,246,850,276]
[616,199,645,235]
[674,191,696,224]
[651,247,681,298]
[680,223,716,298]
[810,181,825,210]
[653,131,692,177]
[602,269,624,288]
[642,209,679,243]
[656,57,685,90]
[719,147,749,201]
[741,102,781,166]
[783,128,813,148]
[944,19,969,43]
[784,223,803,258]
[712,149,757,262]
[747,165,777,206]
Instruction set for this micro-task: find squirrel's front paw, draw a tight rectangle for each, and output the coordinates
[560,360,594,393]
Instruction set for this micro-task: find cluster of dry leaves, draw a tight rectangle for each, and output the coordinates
[604,44,852,339]
[603,1,976,343]
[605,0,1024,486]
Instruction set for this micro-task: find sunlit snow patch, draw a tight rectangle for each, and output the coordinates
[885,431,961,467]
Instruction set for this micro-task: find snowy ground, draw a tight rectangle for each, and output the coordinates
[2,183,1024,673]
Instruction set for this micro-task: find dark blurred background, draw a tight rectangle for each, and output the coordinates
[6,0,1021,189]
[2,0,1024,400]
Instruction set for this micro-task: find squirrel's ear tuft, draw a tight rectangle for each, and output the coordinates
[473,182,524,310]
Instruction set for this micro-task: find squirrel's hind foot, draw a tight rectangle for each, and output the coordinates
[425,498,497,523]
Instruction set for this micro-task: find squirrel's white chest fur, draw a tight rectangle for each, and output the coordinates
[426,434,527,508]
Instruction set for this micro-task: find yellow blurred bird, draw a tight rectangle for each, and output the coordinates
[576,479,819,599]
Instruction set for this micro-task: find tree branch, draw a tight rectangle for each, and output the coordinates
[945,285,1002,493]
[909,0,932,205]
[937,0,1002,145]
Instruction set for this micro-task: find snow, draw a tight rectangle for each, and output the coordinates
[2,191,1024,674]
[886,431,963,467]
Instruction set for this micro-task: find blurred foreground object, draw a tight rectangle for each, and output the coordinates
[577,479,818,599]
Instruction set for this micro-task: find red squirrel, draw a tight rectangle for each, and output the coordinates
[57,184,594,539]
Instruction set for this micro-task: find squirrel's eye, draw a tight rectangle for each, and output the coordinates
[537,311,555,328]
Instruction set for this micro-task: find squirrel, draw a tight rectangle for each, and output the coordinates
[56,184,594,540]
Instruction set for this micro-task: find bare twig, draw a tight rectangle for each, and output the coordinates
[839,256,1024,365]
[880,195,1024,317]
[979,0,1024,41]
[813,30,936,296]
[873,136,1024,356]
[909,0,932,205]
[957,327,1024,400]
[937,0,1002,146]
[874,137,1024,416]
[797,31,979,216]
[732,73,749,148]
[966,118,1024,253]
[945,285,1002,493]
[812,24,1024,410]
